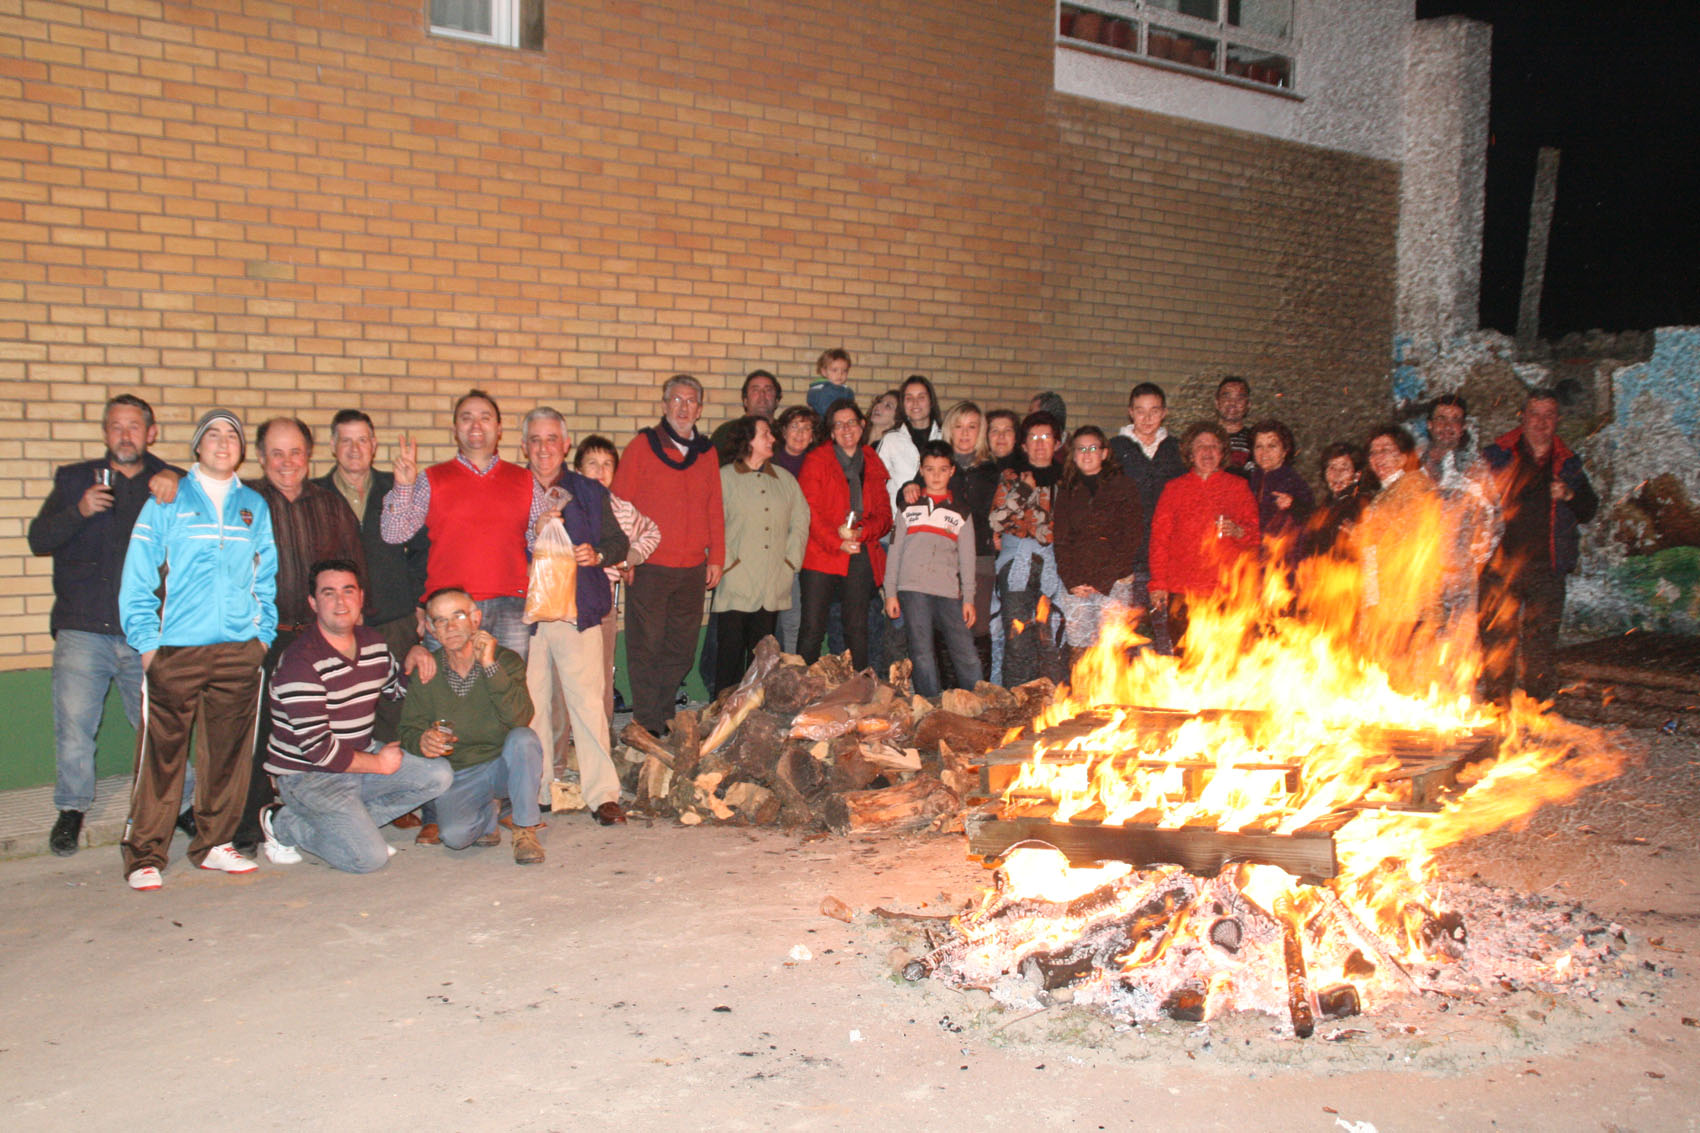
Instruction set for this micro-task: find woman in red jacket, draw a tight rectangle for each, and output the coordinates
[1147,422,1259,654]
[795,400,893,669]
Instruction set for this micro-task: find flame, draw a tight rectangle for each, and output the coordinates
[996,509,1626,972]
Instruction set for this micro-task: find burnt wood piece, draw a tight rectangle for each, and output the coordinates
[1281,916,1316,1039]
[965,806,1339,883]
[1316,983,1361,1020]
[1555,698,1693,733]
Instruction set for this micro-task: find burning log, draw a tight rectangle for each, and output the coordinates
[1315,983,1361,1020]
[1279,913,1316,1039]
[1319,888,1421,994]
[965,804,1343,883]
[824,774,959,835]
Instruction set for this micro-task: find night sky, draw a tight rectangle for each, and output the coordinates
[1414,0,1700,338]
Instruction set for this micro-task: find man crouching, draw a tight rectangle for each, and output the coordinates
[399,587,546,864]
[259,560,451,872]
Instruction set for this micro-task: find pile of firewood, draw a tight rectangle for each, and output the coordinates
[613,637,1057,833]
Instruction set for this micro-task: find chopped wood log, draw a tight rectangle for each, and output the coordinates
[620,721,675,768]
[763,663,827,715]
[806,651,856,686]
[725,710,788,781]
[937,739,976,799]
[691,770,736,821]
[913,710,1013,755]
[667,707,701,777]
[701,637,781,756]
[888,657,913,696]
[772,746,830,826]
[1555,698,1692,732]
[790,671,879,740]
[723,781,781,825]
[824,774,960,834]
[1316,983,1361,1020]
[939,688,986,717]
[634,755,674,815]
[827,734,884,794]
[859,740,921,772]
[974,681,1017,711]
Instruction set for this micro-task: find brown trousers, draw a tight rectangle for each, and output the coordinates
[121,638,266,877]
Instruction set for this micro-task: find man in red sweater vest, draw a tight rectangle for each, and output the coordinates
[611,375,725,736]
[381,389,541,661]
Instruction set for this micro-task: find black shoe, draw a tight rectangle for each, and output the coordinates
[175,809,197,838]
[233,841,258,858]
[613,687,629,714]
[50,810,83,857]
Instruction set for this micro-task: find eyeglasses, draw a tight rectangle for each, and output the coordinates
[430,609,472,628]
[832,419,861,431]
[667,395,700,407]
[1074,444,1103,454]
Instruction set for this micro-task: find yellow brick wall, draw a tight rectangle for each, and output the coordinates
[1,0,1399,669]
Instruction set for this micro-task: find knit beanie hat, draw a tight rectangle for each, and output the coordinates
[191,408,245,463]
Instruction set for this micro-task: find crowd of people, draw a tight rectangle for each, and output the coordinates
[27,355,1597,888]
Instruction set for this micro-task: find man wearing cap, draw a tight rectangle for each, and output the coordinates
[29,395,184,855]
[118,409,278,891]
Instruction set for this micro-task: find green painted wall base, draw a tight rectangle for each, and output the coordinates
[0,627,706,792]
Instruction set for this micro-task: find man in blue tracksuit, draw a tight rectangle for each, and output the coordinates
[118,409,278,891]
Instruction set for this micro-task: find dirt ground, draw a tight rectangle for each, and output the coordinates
[2,723,1697,1132]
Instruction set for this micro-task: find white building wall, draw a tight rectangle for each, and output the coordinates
[1054,0,1416,162]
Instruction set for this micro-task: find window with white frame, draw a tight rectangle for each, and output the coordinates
[1058,0,1297,91]
[429,0,544,50]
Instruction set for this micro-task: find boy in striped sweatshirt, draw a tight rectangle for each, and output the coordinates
[884,442,981,698]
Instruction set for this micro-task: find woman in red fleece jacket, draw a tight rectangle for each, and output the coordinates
[1148,422,1259,654]
[795,400,892,670]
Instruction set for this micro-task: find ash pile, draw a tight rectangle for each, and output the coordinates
[899,850,1653,1038]
[612,637,1046,832]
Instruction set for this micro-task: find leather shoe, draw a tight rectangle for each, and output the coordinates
[474,827,501,847]
[50,810,83,856]
[415,822,441,845]
[390,809,422,829]
[593,801,627,826]
[175,808,197,838]
[512,825,544,865]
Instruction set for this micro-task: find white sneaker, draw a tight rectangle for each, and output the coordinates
[198,842,258,874]
[127,866,163,891]
[259,805,302,865]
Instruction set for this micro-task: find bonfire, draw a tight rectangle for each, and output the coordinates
[906,532,1628,1035]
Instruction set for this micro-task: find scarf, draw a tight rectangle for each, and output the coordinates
[644,416,715,470]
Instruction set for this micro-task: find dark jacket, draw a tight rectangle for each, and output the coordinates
[29,453,180,637]
[1053,471,1144,595]
[540,467,628,630]
[314,468,429,625]
[1109,431,1185,568]
[1480,427,1598,577]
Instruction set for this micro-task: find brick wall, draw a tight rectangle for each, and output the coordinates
[1,0,1400,669]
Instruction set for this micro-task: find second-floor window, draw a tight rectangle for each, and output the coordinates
[1059,0,1297,91]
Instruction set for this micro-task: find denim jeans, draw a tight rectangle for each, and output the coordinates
[775,576,802,654]
[52,629,144,811]
[896,591,982,698]
[274,754,453,873]
[432,727,544,850]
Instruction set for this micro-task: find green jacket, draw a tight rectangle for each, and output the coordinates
[398,645,533,771]
[712,460,808,614]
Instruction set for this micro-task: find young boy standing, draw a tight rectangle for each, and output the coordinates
[884,442,980,698]
[806,348,856,417]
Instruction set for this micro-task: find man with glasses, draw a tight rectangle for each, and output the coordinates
[611,375,725,738]
[397,587,545,864]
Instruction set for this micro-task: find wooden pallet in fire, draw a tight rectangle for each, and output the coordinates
[965,706,1499,883]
